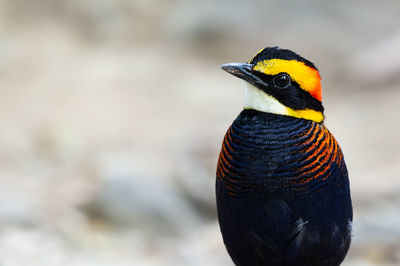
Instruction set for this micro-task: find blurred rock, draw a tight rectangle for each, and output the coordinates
[83,148,202,236]
[0,178,41,226]
[354,196,400,245]
[173,149,217,220]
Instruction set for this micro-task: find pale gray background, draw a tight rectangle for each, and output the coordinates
[0,0,399,265]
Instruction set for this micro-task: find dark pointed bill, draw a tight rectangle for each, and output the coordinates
[220,63,266,88]
[221,63,253,78]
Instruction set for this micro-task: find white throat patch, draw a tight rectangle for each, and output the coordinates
[243,82,289,116]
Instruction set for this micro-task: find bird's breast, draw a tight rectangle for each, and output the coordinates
[217,109,345,197]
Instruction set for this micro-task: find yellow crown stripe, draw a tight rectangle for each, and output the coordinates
[253,59,322,101]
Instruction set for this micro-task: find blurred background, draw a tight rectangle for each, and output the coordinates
[0,0,399,265]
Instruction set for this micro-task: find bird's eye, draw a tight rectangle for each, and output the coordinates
[273,73,291,88]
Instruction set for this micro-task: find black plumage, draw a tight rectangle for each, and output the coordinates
[216,110,352,266]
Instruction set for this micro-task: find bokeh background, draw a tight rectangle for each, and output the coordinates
[0,0,399,265]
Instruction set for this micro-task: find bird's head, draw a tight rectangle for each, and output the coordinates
[221,47,324,123]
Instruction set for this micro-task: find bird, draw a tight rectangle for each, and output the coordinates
[216,47,353,266]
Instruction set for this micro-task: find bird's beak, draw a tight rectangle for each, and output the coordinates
[220,63,266,88]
